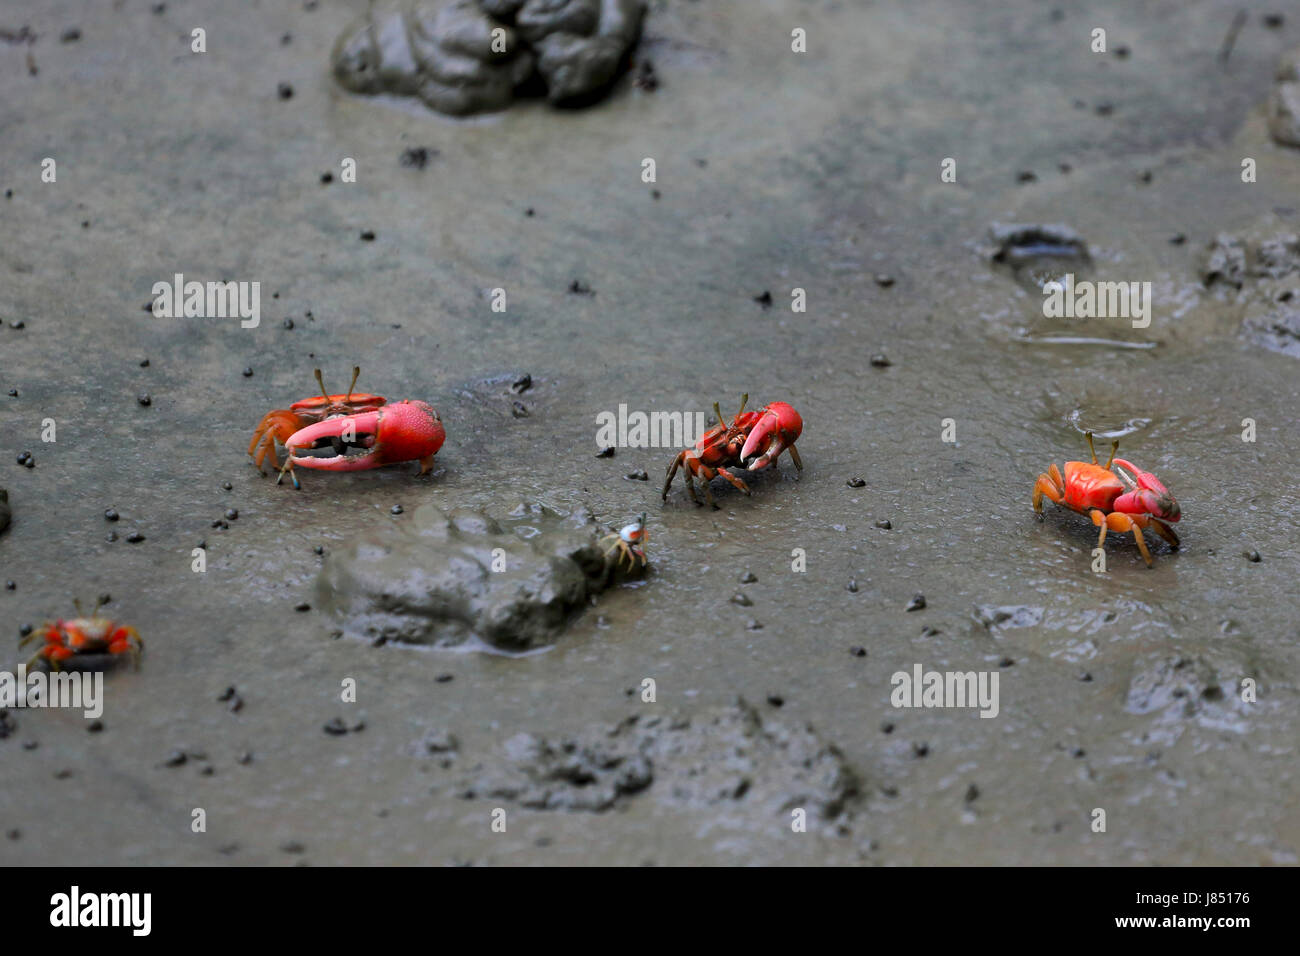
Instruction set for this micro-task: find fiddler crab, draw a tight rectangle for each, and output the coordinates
[662,395,803,507]
[248,366,445,489]
[601,513,649,571]
[21,597,143,670]
[1033,431,1182,567]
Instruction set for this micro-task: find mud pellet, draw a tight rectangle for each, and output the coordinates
[964,784,980,802]
[137,393,152,406]
[847,477,866,488]
[163,750,187,767]
[870,354,892,367]
[222,481,232,490]
[874,273,896,287]
[850,646,867,658]
[766,695,784,707]
[295,602,311,612]
[7,389,16,397]
[323,718,348,736]
[391,505,403,515]
[875,518,892,529]
[106,532,118,542]
[596,446,615,458]
[360,230,376,241]
[320,172,333,184]
[126,531,145,543]
[847,579,858,592]
[753,290,772,307]
[242,367,253,377]
[87,720,103,732]
[740,571,757,583]
[1246,550,1261,562]
[730,592,753,607]
[277,82,294,99]
[905,594,926,612]
[624,470,648,481]
[4,582,13,590]
[912,742,929,757]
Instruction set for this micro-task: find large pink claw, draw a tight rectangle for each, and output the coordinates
[1112,457,1181,522]
[740,402,804,471]
[287,400,445,475]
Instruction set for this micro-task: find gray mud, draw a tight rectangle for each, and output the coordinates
[1,0,1299,866]
[318,500,620,651]
[332,0,646,115]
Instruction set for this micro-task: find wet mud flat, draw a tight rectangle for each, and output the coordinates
[1,0,1299,865]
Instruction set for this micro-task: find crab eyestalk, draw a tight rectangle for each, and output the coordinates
[740,401,804,471]
[1112,458,1181,522]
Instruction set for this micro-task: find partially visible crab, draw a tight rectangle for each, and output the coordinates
[21,598,143,670]
[601,513,648,571]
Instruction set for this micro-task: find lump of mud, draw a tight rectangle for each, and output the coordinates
[1268,47,1300,147]
[457,699,861,825]
[1123,651,1258,738]
[317,501,620,651]
[987,222,1092,292]
[1201,223,1300,357]
[331,0,646,116]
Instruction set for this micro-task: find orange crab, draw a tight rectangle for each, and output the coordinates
[662,395,803,506]
[21,598,142,670]
[248,367,445,489]
[1033,432,1181,567]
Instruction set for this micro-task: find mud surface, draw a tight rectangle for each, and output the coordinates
[1,0,1299,865]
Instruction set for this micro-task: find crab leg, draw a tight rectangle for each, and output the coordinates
[714,466,751,496]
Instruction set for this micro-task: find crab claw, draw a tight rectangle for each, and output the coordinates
[740,402,804,470]
[287,400,445,475]
[1112,458,1181,522]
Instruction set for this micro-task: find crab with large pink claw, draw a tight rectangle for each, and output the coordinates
[281,399,445,486]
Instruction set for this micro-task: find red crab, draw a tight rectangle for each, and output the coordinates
[21,599,142,670]
[248,367,446,489]
[1033,432,1181,567]
[662,395,803,506]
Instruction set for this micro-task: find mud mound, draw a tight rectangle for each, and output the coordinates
[332,0,646,116]
[317,501,619,651]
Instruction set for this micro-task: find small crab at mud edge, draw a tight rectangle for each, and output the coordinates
[1032,431,1182,567]
[662,395,803,507]
[601,513,649,572]
[21,597,143,670]
[248,366,446,489]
